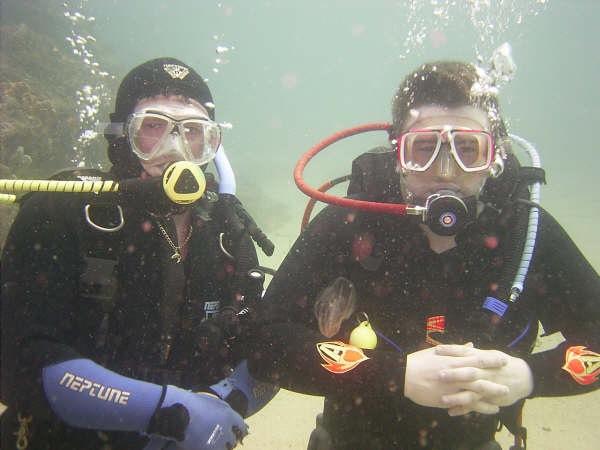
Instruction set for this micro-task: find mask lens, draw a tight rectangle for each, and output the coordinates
[403,132,439,170]
[452,131,490,170]
[129,114,171,157]
[181,120,222,164]
[128,113,222,164]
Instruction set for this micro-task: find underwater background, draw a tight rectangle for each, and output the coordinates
[1,0,598,448]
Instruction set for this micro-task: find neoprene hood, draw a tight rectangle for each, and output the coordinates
[106,57,214,178]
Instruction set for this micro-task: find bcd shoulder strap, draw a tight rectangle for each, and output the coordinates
[347,147,401,201]
[43,169,124,317]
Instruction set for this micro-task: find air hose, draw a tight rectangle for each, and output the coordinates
[482,134,542,348]
[0,161,206,206]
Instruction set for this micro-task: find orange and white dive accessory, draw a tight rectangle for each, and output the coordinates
[316,341,369,374]
[562,345,600,385]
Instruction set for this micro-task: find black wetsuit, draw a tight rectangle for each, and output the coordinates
[1,184,259,450]
[249,176,600,449]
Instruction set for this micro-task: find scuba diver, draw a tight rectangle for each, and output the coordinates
[248,61,600,449]
[1,57,277,450]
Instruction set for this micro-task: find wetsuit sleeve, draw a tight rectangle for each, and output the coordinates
[210,360,279,417]
[1,193,85,414]
[42,358,162,431]
[525,209,600,396]
[247,206,406,399]
[42,358,248,448]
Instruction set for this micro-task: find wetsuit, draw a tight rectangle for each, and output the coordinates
[248,159,600,449]
[1,181,259,450]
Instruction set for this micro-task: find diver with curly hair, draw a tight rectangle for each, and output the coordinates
[248,61,599,449]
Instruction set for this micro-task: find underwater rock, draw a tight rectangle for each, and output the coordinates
[0,8,120,246]
[9,146,33,169]
[0,18,117,176]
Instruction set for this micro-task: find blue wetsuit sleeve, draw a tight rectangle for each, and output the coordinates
[42,358,163,432]
[210,360,279,417]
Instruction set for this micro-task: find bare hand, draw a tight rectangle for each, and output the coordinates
[435,344,533,416]
[404,344,509,415]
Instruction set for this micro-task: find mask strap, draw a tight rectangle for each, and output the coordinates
[490,152,505,178]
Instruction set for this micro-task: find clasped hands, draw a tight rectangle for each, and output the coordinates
[404,343,533,416]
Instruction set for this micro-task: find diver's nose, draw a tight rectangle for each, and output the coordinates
[165,127,194,160]
[163,130,184,153]
[434,145,457,179]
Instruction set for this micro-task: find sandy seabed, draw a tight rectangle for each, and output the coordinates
[242,388,600,449]
[243,223,600,450]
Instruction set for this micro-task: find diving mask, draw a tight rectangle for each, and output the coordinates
[397,126,494,173]
[126,104,222,165]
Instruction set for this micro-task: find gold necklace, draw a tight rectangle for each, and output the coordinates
[156,220,193,263]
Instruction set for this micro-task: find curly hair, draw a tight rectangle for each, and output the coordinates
[391,61,520,210]
[391,61,508,143]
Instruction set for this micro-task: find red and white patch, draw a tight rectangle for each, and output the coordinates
[425,315,446,346]
[426,315,446,333]
[316,341,369,374]
[562,345,600,385]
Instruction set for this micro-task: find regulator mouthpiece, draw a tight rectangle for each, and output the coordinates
[118,161,207,216]
[161,161,206,205]
[424,192,471,236]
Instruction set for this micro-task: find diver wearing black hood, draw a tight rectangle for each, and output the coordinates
[106,57,215,180]
[1,57,276,450]
[247,62,600,449]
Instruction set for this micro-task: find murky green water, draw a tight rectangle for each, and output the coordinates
[1,1,598,448]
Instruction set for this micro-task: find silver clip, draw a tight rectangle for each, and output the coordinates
[84,204,125,232]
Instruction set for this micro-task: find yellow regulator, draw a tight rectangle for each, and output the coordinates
[162,161,206,205]
[0,161,206,206]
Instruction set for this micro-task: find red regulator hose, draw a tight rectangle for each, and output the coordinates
[294,122,410,217]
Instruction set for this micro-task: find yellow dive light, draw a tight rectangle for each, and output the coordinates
[0,161,206,205]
